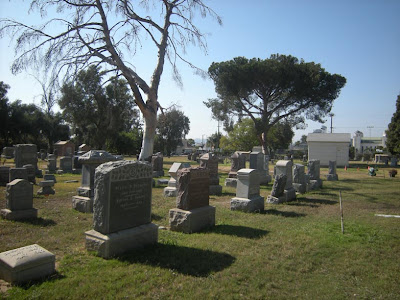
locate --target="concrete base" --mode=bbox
[293,183,307,194]
[169,206,216,233]
[209,185,222,196]
[224,178,237,188]
[85,223,158,259]
[72,196,93,213]
[284,187,297,202]
[37,186,55,195]
[1,208,37,221]
[77,187,91,198]
[0,244,55,284]
[266,195,286,204]
[163,187,177,197]
[326,174,338,181]
[309,179,323,190]
[230,196,264,213]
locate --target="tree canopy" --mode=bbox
[59,65,139,149]
[205,54,346,154]
[1,0,220,160]
[386,94,400,155]
[155,108,190,156]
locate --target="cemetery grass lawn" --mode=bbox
[0,158,399,299]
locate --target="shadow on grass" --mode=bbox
[13,272,65,289]
[287,202,319,208]
[221,191,236,196]
[119,243,235,277]
[207,224,268,239]
[299,198,338,205]
[151,213,164,221]
[263,209,306,218]
[17,217,57,227]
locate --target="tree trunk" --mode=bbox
[139,111,157,161]
[261,132,270,156]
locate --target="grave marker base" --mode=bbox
[293,183,307,194]
[266,195,286,204]
[169,206,215,233]
[163,187,177,197]
[1,208,37,221]
[72,196,93,213]
[326,174,339,181]
[224,178,237,188]
[85,223,158,258]
[230,196,264,213]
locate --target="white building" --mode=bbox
[352,131,387,153]
[307,133,351,167]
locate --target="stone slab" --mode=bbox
[163,187,177,197]
[293,183,306,194]
[157,179,169,185]
[72,196,93,213]
[266,195,286,204]
[85,223,158,259]
[37,186,55,196]
[230,196,264,213]
[309,179,323,190]
[39,180,55,187]
[284,187,297,202]
[224,178,237,188]
[0,244,55,284]
[169,206,216,233]
[1,208,38,220]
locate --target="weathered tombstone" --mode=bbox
[1,147,15,159]
[230,169,264,212]
[225,152,246,188]
[47,154,57,174]
[390,157,398,167]
[326,160,339,181]
[308,159,323,190]
[249,151,271,185]
[273,160,296,202]
[59,156,73,173]
[37,180,55,195]
[43,174,56,183]
[266,174,287,204]
[85,160,158,258]
[14,144,38,170]
[293,164,307,194]
[169,167,215,233]
[199,153,222,195]
[9,168,28,182]
[151,152,164,177]
[0,244,55,284]
[192,152,198,161]
[163,162,190,197]
[1,179,37,220]
[23,164,36,184]
[72,150,120,213]
[0,166,10,186]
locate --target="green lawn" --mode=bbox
[0,157,399,299]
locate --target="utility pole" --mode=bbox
[329,113,334,133]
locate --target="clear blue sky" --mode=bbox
[1,0,399,143]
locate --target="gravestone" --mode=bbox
[14,144,38,173]
[293,164,307,194]
[199,153,222,195]
[0,244,55,284]
[1,147,14,159]
[274,160,296,201]
[169,167,215,233]
[72,150,120,213]
[47,155,57,174]
[23,164,36,184]
[163,162,190,197]
[59,156,73,173]
[249,151,271,185]
[326,160,339,181]
[390,157,398,167]
[0,166,10,186]
[308,159,323,190]
[151,152,164,177]
[37,180,55,195]
[85,160,158,258]
[1,179,37,220]
[43,174,56,183]
[9,168,28,182]
[225,152,246,188]
[266,174,287,204]
[230,169,264,212]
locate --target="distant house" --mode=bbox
[54,140,75,156]
[307,133,351,167]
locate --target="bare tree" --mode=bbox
[0,0,221,159]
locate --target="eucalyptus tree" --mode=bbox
[0,0,221,159]
[205,54,346,154]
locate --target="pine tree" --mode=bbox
[386,94,400,155]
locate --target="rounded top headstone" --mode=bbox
[78,150,120,164]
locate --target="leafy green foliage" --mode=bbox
[155,108,190,155]
[206,54,346,153]
[220,118,259,151]
[386,94,400,155]
[58,66,139,150]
